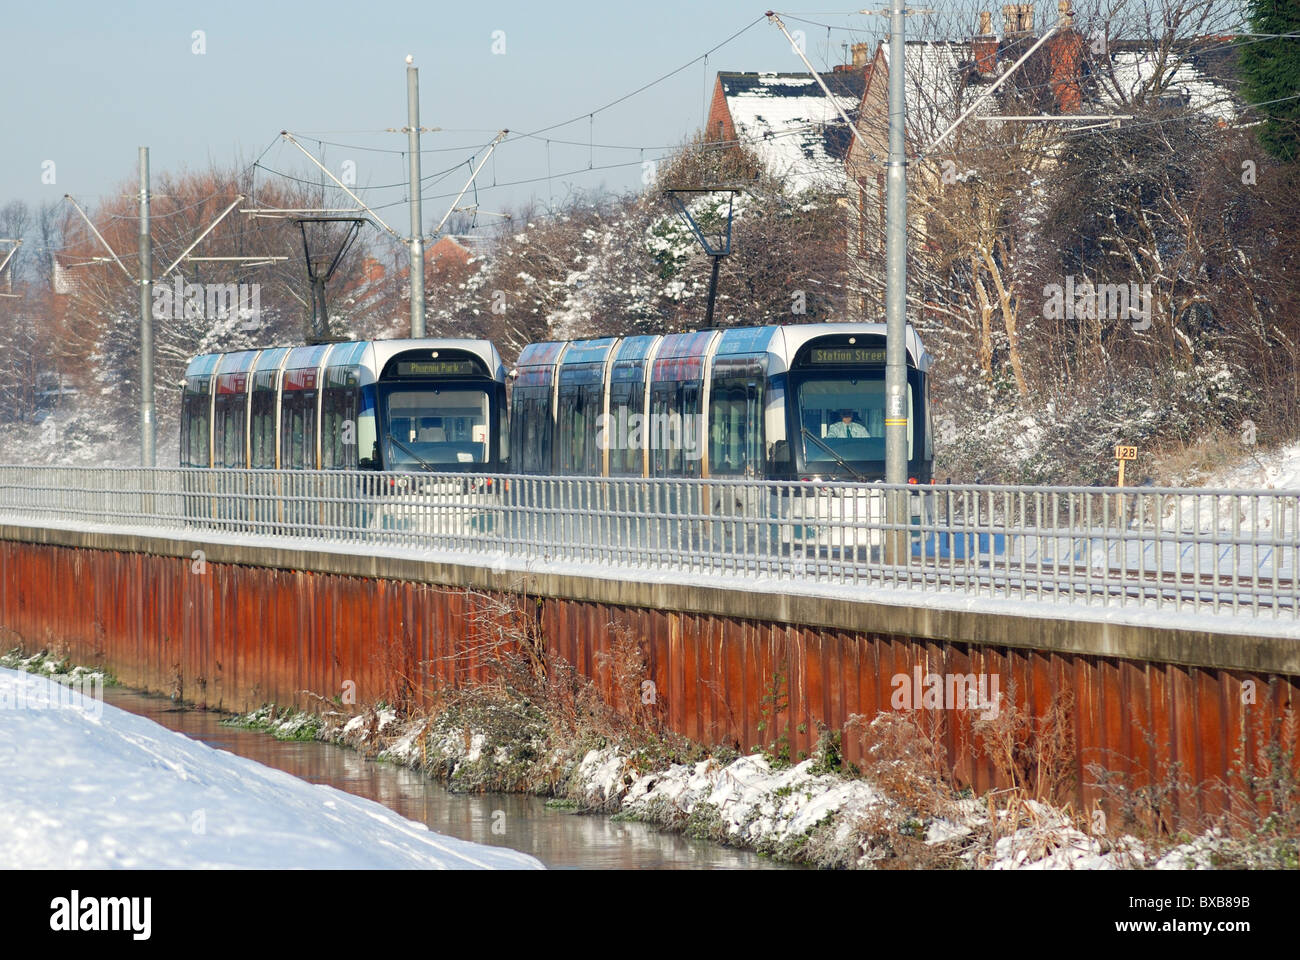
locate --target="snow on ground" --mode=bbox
[0,667,542,869]
[579,747,889,862]
[958,800,1146,870]
[255,694,1285,870]
[1158,441,1300,541]
[1193,441,1300,493]
[569,747,1242,869]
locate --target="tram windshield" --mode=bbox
[380,386,490,468]
[796,377,912,465]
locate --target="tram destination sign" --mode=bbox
[394,359,479,377]
[810,347,886,365]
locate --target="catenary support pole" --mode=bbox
[884,6,909,562]
[139,146,155,467]
[884,4,908,489]
[407,61,425,338]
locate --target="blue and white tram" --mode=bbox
[507,322,934,557]
[180,339,508,472]
[179,339,508,536]
[509,322,933,483]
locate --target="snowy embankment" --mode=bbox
[0,667,541,869]
[570,747,1237,870]
[1142,441,1300,578]
[1184,440,1300,492]
[262,703,1269,870]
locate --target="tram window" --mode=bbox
[557,383,601,475]
[179,395,190,467]
[216,395,246,467]
[606,380,644,476]
[289,409,304,468]
[796,379,912,463]
[194,394,210,468]
[708,378,764,476]
[280,391,317,470]
[922,379,933,461]
[305,400,316,468]
[535,394,552,473]
[321,404,335,468]
[496,386,509,467]
[649,380,702,477]
[227,399,241,467]
[511,388,552,474]
[322,383,359,469]
[383,388,489,467]
[357,385,378,468]
[183,392,210,467]
[321,395,336,468]
[212,403,225,466]
[250,390,276,468]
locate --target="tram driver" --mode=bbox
[825,408,870,439]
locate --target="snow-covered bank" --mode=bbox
[246,701,1297,871]
[563,746,1297,870]
[0,667,542,869]
[1191,440,1300,492]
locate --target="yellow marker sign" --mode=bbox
[1114,444,1137,489]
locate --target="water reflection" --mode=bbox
[103,688,792,870]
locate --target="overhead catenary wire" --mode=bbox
[61,15,1280,222]
[273,17,769,166]
[251,16,1269,212]
[50,13,1289,280]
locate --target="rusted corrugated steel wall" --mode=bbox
[1,539,1295,825]
[0,541,504,713]
[540,599,1299,822]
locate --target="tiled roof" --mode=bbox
[718,71,868,192]
[1097,42,1238,120]
[878,42,978,135]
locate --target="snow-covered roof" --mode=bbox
[430,234,494,260]
[52,256,84,296]
[854,35,1239,153]
[449,234,494,256]
[1098,47,1237,121]
[878,41,974,137]
[719,71,867,193]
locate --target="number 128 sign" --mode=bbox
[1114,445,1137,461]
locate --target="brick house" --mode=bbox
[843,2,1238,320]
[704,47,872,193]
[426,234,491,271]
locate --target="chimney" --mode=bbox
[1003,3,1033,34]
[834,41,872,72]
[1048,2,1085,111]
[973,11,998,75]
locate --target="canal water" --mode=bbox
[103,687,790,870]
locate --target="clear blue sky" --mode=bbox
[8,1,983,230]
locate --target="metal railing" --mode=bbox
[0,466,1295,621]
